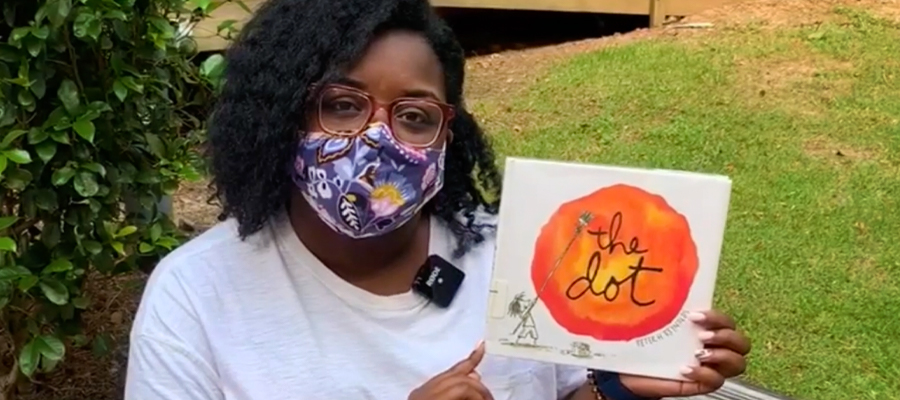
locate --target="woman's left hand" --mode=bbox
[619,310,751,398]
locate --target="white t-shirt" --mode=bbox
[125,213,586,400]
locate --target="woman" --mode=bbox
[125,0,751,398]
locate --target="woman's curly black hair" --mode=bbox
[208,0,503,256]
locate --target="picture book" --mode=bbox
[484,157,732,381]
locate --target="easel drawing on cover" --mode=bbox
[506,211,594,347]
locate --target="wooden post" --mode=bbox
[649,0,666,28]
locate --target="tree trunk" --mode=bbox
[0,359,18,400]
[1,312,20,400]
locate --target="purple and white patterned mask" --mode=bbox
[292,122,445,239]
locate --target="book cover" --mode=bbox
[484,157,732,381]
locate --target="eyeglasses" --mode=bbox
[315,84,455,147]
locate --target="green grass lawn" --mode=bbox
[473,7,899,400]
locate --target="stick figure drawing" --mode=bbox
[508,292,539,345]
[506,212,594,347]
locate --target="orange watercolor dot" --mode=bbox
[530,184,698,342]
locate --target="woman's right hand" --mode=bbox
[408,342,494,400]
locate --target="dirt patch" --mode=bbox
[464,29,656,100]
[737,51,856,114]
[803,136,880,164]
[846,253,893,292]
[878,2,900,22]
[682,0,900,29]
[752,57,853,91]
[805,142,900,200]
[463,28,694,142]
[462,28,664,142]
[18,274,144,400]
[173,179,220,231]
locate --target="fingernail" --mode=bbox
[698,331,715,341]
[688,312,706,322]
[680,366,694,375]
[472,340,484,354]
[695,349,712,360]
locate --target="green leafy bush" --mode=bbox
[0,0,230,396]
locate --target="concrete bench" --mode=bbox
[680,380,792,400]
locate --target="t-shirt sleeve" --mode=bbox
[556,364,587,399]
[125,249,222,400]
[125,334,223,400]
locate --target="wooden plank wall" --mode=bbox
[191,0,730,51]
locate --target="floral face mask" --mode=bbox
[292,122,445,239]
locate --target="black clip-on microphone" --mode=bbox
[411,255,465,308]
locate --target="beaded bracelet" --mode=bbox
[586,370,608,400]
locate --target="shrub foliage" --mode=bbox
[0,0,231,396]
